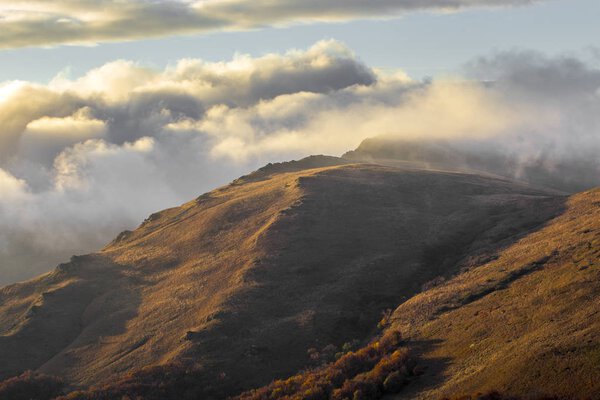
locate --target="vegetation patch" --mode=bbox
[236,330,418,400]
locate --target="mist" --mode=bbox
[1,41,599,286]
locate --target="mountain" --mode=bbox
[0,156,566,398]
[236,187,600,400]
[389,187,600,399]
[344,136,600,193]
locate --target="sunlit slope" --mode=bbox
[0,157,563,393]
[389,188,600,399]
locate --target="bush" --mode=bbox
[236,330,414,400]
[13,330,411,400]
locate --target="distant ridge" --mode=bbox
[233,155,350,183]
[345,136,599,193]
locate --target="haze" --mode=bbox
[1,0,599,286]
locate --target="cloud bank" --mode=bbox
[1,40,599,286]
[0,0,541,49]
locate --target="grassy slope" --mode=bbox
[0,158,564,396]
[389,188,600,399]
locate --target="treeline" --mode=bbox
[236,330,417,400]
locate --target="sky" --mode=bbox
[1,0,599,83]
[1,0,600,285]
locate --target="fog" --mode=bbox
[1,41,598,285]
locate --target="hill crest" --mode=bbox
[0,158,569,398]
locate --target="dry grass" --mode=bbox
[388,188,600,399]
[235,330,413,400]
[0,157,566,397]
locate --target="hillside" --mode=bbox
[234,190,600,400]
[0,157,565,398]
[388,187,600,399]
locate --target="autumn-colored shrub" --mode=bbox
[236,330,414,400]
[4,331,410,400]
[0,371,64,400]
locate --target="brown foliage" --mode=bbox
[236,330,414,400]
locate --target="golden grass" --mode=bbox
[389,189,600,399]
[0,157,570,397]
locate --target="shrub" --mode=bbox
[235,330,414,400]
[19,329,412,400]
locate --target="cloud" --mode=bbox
[1,41,373,162]
[0,41,378,285]
[0,41,599,286]
[0,0,542,49]
[20,108,106,166]
[464,51,600,159]
[0,138,183,285]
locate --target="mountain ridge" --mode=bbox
[344,137,597,193]
[232,188,599,400]
[0,155,583,399]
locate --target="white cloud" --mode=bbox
[0,41,599,286]
[19,107,107,166]
[0,137,185,285]
[0,0,542,49]
[0,168,28,202]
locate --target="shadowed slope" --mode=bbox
[0,157,565,396]
[388,188,600,399]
